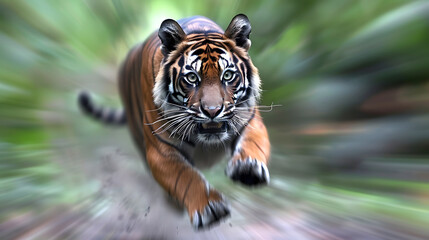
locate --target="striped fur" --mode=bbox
[79,14,271,230]
[78,91,126,125]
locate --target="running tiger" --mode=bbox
[78,14,271,229]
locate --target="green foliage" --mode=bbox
[1,0,428,232]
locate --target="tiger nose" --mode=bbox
[201,104,223,119]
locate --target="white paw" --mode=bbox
[192,199,230,230]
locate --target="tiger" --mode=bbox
[78,14,271,229]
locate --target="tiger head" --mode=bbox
[153,14,261,144]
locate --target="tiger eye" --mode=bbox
[186,73,198,83]
[223,70,234,81]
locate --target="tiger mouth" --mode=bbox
[198,122,227,134]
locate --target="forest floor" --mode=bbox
[1,146,428,240]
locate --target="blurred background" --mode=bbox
[1,0,429,239]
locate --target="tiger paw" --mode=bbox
[190,198,230,230]
[225,157,270,186]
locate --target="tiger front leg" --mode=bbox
[146,144,230,230]
[226,112,271,186]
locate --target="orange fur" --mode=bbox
[232,112,270,165]
[116,15,270,229]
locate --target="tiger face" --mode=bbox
[153,15,261,144]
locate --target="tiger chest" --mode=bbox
[182,141,233,169]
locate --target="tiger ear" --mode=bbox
[225,14,251,51]
[158,19,186,55]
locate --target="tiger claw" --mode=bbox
[225,157,270,186]
[192,199,230,230]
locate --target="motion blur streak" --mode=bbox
[1,0,429,239]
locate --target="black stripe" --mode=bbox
[78,91,126,125]
[94,108,102,118]
[146,121,194,165]
[182,176,194,205]
[163,64,172,96]
[211,47,225,54]
[190,41,207,50]
[172,68,178,83]
[178,56,185,67]
[233,54,239,64]
[134,46,145,129]
[105,110,115,123]
[78,91,93,114]
[216,41,229,50]
[174,166,187,195]
[192,48,204,56]
[250,139,268,159]
[239,62,246,82]
[234,81,241,90]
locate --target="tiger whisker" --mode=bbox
[170,118,191,138]
[234,112,263,119]
[154,111,185,120]
[154,121,184,136]
[234,103,281,112]
[145,113,188,125]
[230,124,240,136]
[183,124,194,142]
[152,116,189,134]
[234,115,257,131]
[188,124,196,141]
[152,118,182,135]
[152,108,184,115]
[233,112,263,120]
[229,118,241,135]
[148,115,186,127]
[235,98,253,106]
[174,118,193,138]
[180,121,194,143]
[233,110,272,115]
[145,105,166,112]
[233,110,262,116]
